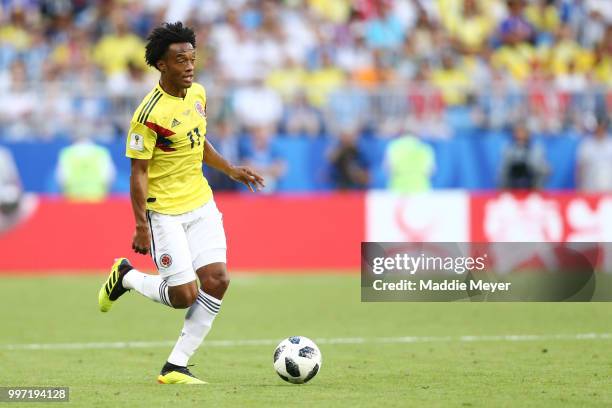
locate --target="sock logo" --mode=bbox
[160,254,173,268]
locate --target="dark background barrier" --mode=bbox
[0,130,581,193]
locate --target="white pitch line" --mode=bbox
[1,333,611,351]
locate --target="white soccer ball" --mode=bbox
[273,336,322,384]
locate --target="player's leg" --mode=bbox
[158,262,226,385]
[101,211,199,310]
[138,210,208,384]
[166,200,227,371]
[122,269,197,309]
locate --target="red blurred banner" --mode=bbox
[0,193,364,272]
[469,191,612,243]
[2,191,611,273]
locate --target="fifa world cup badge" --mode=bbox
[129,133,144,151]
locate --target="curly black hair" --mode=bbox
[145,22,196,70]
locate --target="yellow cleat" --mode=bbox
[157,364,207,384]
[98,258,133,312]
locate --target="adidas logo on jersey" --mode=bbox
[171,118,181,128]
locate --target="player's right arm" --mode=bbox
[130,158,150,254]
[125,120,157,254]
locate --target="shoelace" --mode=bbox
[177,364,196,377]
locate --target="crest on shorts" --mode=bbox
[195,101,206,118]
[160,253,173,268]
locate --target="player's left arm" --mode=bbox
[203,139,265,192]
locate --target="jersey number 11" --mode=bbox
[188,127,202,149]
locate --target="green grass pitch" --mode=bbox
[0,273,611,407]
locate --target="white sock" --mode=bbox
[122,269,172,308]
[167,289,221,366]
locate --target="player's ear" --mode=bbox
[157,60,166,73]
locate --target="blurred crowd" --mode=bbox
[1,0,612,193]
[3,0,612,137]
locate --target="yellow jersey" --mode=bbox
[125,82,212,215]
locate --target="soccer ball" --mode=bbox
[273,336,322,384]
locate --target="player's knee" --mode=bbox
[211,271,230,292]
[197,263,230,298]
[172,292,197,309]
[169,285,198,309]
[200,272,230,296]
[218,272,230,290]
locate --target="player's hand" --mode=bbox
[132,225,151,255]
[228,166,265,192]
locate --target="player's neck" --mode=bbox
[159,78,187,99]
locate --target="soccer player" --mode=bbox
[97,22,265,384]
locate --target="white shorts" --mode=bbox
[146,200,227,287]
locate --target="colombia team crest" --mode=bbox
[195,101,206,119]
[160,254,172,268]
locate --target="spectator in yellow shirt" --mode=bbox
[304,53,346,108]
[92,13,146,76]
[525,0,560,35]
[266,57,307,102]
[547,25,593,76]
[51,27,94,73]
[308,0,351,24]
[0,9,31,52]
[492,41,536,82]
[431,54,472,106]
[590,25,612,86]
[446,0,495,54]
